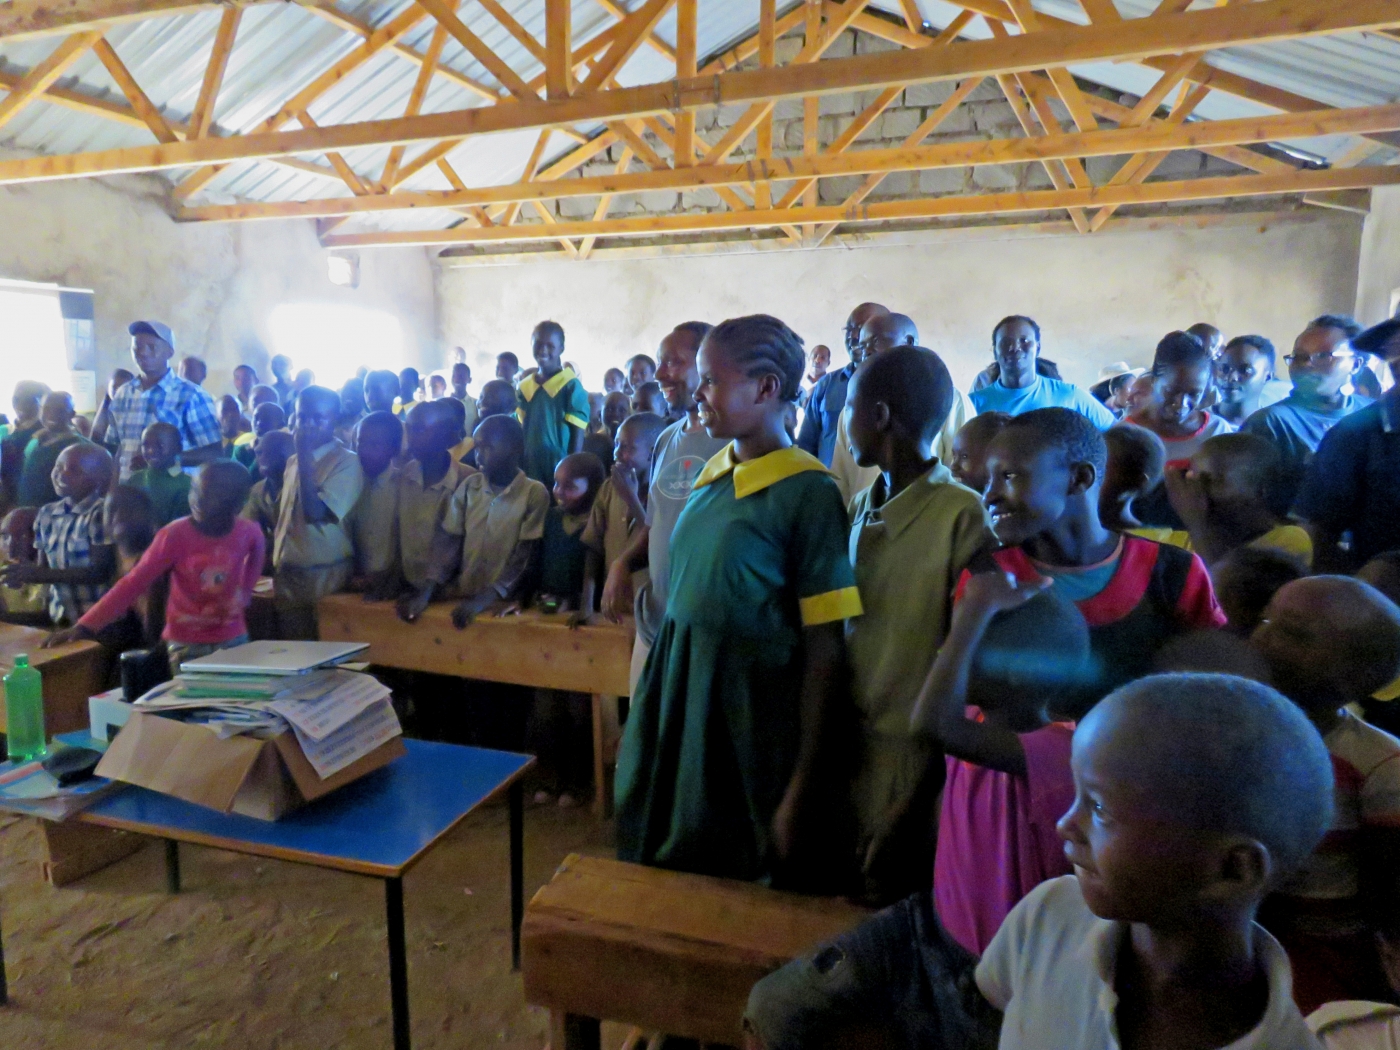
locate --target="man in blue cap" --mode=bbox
[107,320,221,480]
[1296,314,1400,571]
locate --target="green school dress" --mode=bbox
[615,444,863,883]
[518,367,590,486]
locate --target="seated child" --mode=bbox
[1212,544,1306,637]
[128,422,192,527]
[272,386,364,641]
[17,392,86,508]
[1252,575,1400,1012]
[235,401,286,477]
[744,581,1092,1050]
[398,414,549,627]
[976,673,1333,1050]
[218,394,246,457]
[0,506,48,625]
[1153,432,1313,568]
[1127,331,1237,526]
[395,400,477,597]
[539,452,605,613]
[578,412,667,624]
[949,412,1011,495]
[47,461,262,674]
[631,381,668,418]
[1098,422,1165,531]
[968,407,1225,710]
[1,443,114,626]
[616,314,860,891]
[844,346,992,904]
[243,430,294,570]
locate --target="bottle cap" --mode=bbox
[14,654,28,667]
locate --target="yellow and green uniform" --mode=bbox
[517,367,589,486]
[615,444,862,883]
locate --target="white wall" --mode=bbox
[1356,186,1400,327]
[437,215,1363,392]
[0,174,438,400]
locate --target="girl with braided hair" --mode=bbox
[616,314,863,890]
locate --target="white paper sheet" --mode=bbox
[269,672,391,742]
[288,699,401,779]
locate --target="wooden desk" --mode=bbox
[317,594,632,816]
[0,623,107,737]
[523,854,871,1047]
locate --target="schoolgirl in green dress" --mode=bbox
[615,314,863,887]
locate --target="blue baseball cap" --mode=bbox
[128,320,175,350]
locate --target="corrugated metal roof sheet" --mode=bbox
[0,0,1396,235]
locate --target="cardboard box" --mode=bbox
[95,710,405,821]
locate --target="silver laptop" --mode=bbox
[180,640,370,676]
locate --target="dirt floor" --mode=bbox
[0,797,631,1050]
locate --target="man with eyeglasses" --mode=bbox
[797,302,888,467]
[1296,316,1400,572]
[1241,315,1371,514]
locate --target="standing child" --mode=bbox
[346,411,402,594]
[450,362,478,436]
[496,352,520,385]
[242,430,294,568]
[616,315,862,889]
[627,354,656,393]
[971,407,1225,709]
[235,401,286,478]
[1,381,47,509]
[17,392,86,508]
[272,386,364,640]
[631,381,668,419]
[948,412,1011,496]
[538,452,605,613]
[47,461,262,673]
[1098,422,1166,531]
[363,370,399,416]
[397,415,549,626]
[0,507,48,625]
[518,322,590,486]
[603,368,628,396]
[128,422,192,528]
[578,413,667,623]
[1252,576,1400,1012]
[395,401,476,597]
[842,346,991,903]
[217,395,245,457]
[1,444,114,625]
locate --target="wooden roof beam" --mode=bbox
[0,30,101,129]
[0,0,266,42]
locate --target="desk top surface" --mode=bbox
[81,738,533,878]
[0,622,101,670]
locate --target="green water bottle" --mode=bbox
[5,655,46,762]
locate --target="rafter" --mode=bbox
[189,5,240,139]
[579,0,676,91]
[0,0,259,41]
[0,30,100,130]
[415,0,536,100]
[754,0,777,208]
[176,99,1400,223]
[674,0,697,166]
[589,0,677,61]
[546,0,574,100]
[320,164,1400,248]
[91,36,178,143]
[477,0,547,65]
[383,24,448,189]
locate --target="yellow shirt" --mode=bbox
[440,469,549,597]
[273,440,364,570]
[348,464,400,578]
[829,386,975,505]
[397,457,477,589]
[0,558,47,616]
[1128,523,1313,570]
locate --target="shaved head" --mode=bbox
[860,312,918,354]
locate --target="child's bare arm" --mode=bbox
[612,463,647,526]
[572,549,605,628]
[601,524,649,622]
[910,572,1051,776]
[453,539,541,628]
[397,529,460,623]
[5,544,116,588]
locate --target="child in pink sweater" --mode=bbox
[46,460,263,673]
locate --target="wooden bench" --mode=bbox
[0,623,108,738]
[522,854,871,1048]
[317,594,633,816]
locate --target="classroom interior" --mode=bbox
[1,1,1400,1048]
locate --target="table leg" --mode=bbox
[1,901,8,1006]
[164,840,180,894]
[385,876,410,1050]
[591,694,605,819]
[509,779,523,972]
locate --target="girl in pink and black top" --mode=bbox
[46,460,262,674]
[1128,330,1236,527]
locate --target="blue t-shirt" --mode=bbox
[1242,391,1371,512]
[969,375,1116,430]
[1034,551,1122,602]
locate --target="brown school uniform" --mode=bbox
[581,476,647,594]
[349,465,400,579]
[397,458,477,589]
[273,439,363,637]
[440,469,548,598]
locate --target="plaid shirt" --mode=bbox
[109,368,221,480]
[34,491,109,624]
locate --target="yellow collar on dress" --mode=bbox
[519,367,577,401]
[693,443,831,499]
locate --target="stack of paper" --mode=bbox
[0,757,122,820]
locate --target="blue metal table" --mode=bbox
[0,738,534,1050]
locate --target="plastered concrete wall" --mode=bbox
[0,174,438,398]
[1356,186,1400,326]
[437,214,1363,392]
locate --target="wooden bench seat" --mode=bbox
[522,854,871,1047]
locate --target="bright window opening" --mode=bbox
[268,303,405,391]
[0,279,78,414]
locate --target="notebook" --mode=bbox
[179,640,370,676]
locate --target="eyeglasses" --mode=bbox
[1282,350,1355,368]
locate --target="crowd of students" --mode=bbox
[1,304,1399,1048]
